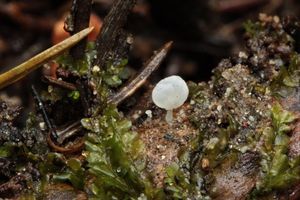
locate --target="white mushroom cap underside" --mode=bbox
[152,75,189,110]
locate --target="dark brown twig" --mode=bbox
[42,75,77,90]
[55,121,82,144]
[68,0,92,59]
[76,79,92,116]
[108,41,173,105]
[94,0,137,68]
[47,132,85,154]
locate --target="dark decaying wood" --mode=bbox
[93,0,137,68]
[69,0,92,60]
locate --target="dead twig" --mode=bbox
[108,41,173,105]
[55,121,82,144]
[68,0,92,59]
[47,120,85,154]
[42,75,77,90]
[47,132,85,154]
[76,79,92,116]
[94,0,137,68]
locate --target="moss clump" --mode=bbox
[271,54,300,97]
[102,58,128,88]
[243,20,263,37]
[56,42,97,75]
[256,103,299,193]
[82,105,153,199]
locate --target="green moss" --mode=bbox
[68,90,80,101]
[204,116,237,168]
[52,38,151,198]
[102,59,128,88]
[31,153,86,196]
[82,105,155,199]
[164,163,189,199]
[271,54,300,97]
[188,81,210,105]
[41,86,66,103]
[243,20,263,37]
[51,158,85,189]
[256,103,299,193]
[163,155,205,200]
[56,42,97,75]
[0,144,14,158]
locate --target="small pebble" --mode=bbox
[145,110,152,118]
[238,51,248,59]
[249,116,255,122]
[39,122,46,130]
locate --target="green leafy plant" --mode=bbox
[82,105,149,199]
[257,103,299,192]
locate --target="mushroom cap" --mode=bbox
[152,75,189,110]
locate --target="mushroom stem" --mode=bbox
[166,110,173,124]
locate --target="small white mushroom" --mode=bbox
[152,75,189,123]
